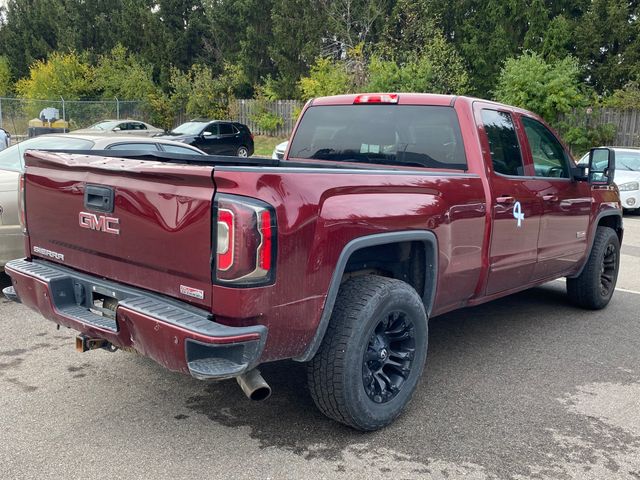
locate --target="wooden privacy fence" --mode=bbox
[594,108,640,147]
[232,99,303,137]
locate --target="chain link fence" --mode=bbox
[0,97,149,143]
[0,97,303,142]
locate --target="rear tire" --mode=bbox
[237,146,249,157]
[567,226,620,309]
[307,275,428,431]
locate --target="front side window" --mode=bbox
[481,109,524,176]
[204,124,219,136]
[288,105,467,170]
[522,117,569,178]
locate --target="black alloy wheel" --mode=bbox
[362,311,415,404]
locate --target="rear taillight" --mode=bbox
[18,173,27,234]
[213,194,276,286]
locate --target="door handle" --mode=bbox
[496,196,515,204]
[542,194,558,202]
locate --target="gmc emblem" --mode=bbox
[79,212,120,235]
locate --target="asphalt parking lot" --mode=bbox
[1,216,640,480]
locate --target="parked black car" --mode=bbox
[161,120,254,157]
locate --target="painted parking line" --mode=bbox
[614,286,640,295]
[552,278,640,296]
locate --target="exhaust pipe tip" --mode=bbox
[236,369,271,401]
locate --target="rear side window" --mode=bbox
[481,110,524,176]
[288,105,467,170]
[219,123,234,135]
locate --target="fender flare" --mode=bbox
[294,230,438,362]
[568,209,623,279]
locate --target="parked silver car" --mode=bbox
[0,134,205,268]
[73,119,164,137]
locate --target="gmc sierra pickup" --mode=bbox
[4,93,623,431]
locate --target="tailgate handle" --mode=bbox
[84,185,115,213]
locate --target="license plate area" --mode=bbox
[73,282,120,320]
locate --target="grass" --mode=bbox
[253,135,288,157]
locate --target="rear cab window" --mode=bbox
[481,109,525,176]
[288,105,467,170]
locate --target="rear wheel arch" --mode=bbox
[294,231,438,363]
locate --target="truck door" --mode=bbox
[518,115,591,279]
[478,108,543,295]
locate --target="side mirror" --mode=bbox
[202,131,213,137]
[113,127,121,132]
[588,147,615,185]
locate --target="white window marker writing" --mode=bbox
[513,201,525,227]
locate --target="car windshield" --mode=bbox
[578,150,640,171]
[87,121,120,131]
[169,122,206,135]
[0,136,95,172]
[615,151,640,171]
[288,105,467,170]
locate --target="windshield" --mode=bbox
[615,151,640,171]
[288,105,467,170]
[578,150,640,171]
[169,122,206,136]
[87,121,120,131]
[0,136,95,172]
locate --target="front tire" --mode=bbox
[567,226,620,309]
[307,275,428,431]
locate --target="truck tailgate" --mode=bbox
[23,151,215,308]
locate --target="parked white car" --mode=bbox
[579,147,640,212]
[272,140,288,159]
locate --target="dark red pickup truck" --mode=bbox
[4,93,623,430]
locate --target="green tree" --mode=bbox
[205,0,275,94]
[94,45,157,100]
[169,63,245,119]
[494,52,585,122]
[605,78,640,109]
[15,51,95,100]
[0,0,67,79]
[0,56,11,96]
[572,0,640,93]
[298,57,353,101]
[268,0,327,98]
[366,56,433,92]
